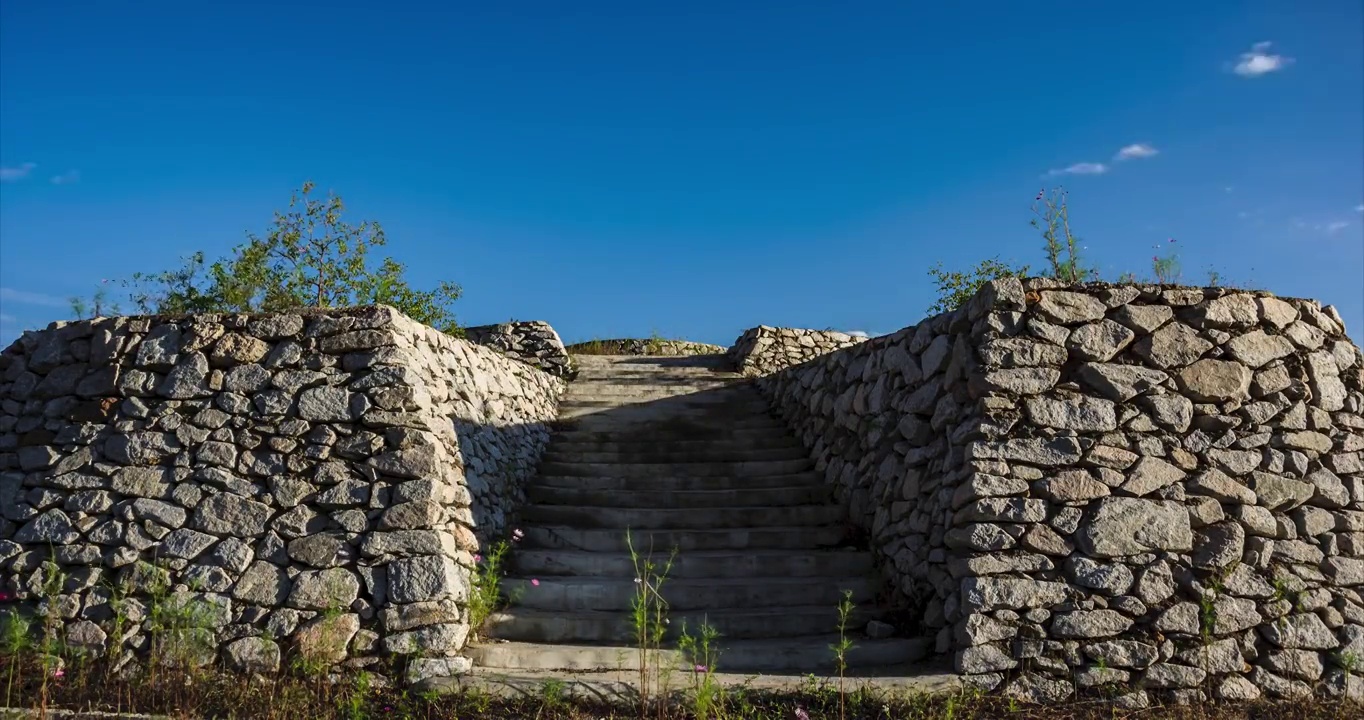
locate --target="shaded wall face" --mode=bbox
[463,321,577,379]
[733,281,1364,703]
[0,306,562,685]
[733,319,990,645]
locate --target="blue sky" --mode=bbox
[2,1,1361,348]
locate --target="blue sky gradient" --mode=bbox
[2,1,1361,347]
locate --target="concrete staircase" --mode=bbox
[469,354,925,674]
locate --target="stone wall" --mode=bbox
[739,281,1364,704]
[564,338,726,357]
[728,326,866,377]
[463,321,576,380]
[0,306,564,686]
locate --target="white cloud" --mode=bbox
[1355,203,1363,213]
[50,170,81,185]
[1047,162,1109,177]
[1115,143,1159,160]
[0,163,37,182]
[1323,221,1350,235]
[0,313,16,324]
[0,287,69,308]
[1233,41,1292,77]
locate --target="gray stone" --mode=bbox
[1188,468,1256,504]
[1065,557,1133,596]
[1052,610,1132,639]
[14,509,79,545]
[1077,363,1169,402]
[1003,672,1073,704]
[1253,472,1315,511]
[1143,663,1206,689]
[388,555,466,604]
[1226,329,1296,368]
[224,636,280,674]
[1192,521,1245,570]
[970,437,1082,466]
[961,577,1068,612]
[1024,394,1117,432]
[1134,323,1212,368]
[1037,291,1107,325]
[287,568,361,611]
[1177,359,1252,401]
[193,492,274,537]
[1077,497,1192,558]
[297,386,357,422]
[1260,613,1337,649]
[232,561,291,606]
[1067,320,1135,362]
[1121,456,1185,496]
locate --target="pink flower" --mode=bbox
[0,592,9,601]
[694,664,707,673]
[794,705,810,720]
[53,669,64,678]
[530,579,540,586]
[473,554,481,564]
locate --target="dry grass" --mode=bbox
[0,653,1359,720]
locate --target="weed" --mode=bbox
[677,619,723,719]
[626,528,678,717]
[830,588,856,720]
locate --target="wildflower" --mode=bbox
[473,554,481,564]
[634,577,642,584]
[0,592,9,601]
[53,669,64,678]
[530,578,540,586]
[794,705,810,720]
[694,664,707,673]
[512,528,524,542]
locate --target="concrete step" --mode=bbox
[468,637,929,673]
[531,472,826,492]
[554,407,779,422]
[510,548,872,579]
[555,406,775,423]
[521,504,843,530]
[540,446,808,464]
[551,427,798,445]
[538,459,812,478]
[502,576,875,612]
[519,525,853,552]
[572,354,733,370]
[485,605,884,644]
[526,484,832,509]
[547,437,805,453]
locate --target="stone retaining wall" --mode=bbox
[0,306,564,686]
[564,338,726,357]
[463,321,576,380]
[738,281,1364,704]
[728,326,866,377]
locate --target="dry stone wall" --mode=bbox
[564,338,727,356]
[736,280,1364,704]
[463,321,576,380]
[729,326,866,377]
[0,306,563,686]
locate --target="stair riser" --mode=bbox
[553,418,785,434]
[467,638,929,673]
[510,550,871,578]
[532,474,826,491]
[520,526,849,552]
[521,505,843,529]
[540,447,807,464]
[550,428,796,445]
[546,439,806,453]
[526,486,832,509]
[485,609,882,643]
[502,579,875,611]
[539,459,812,478]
